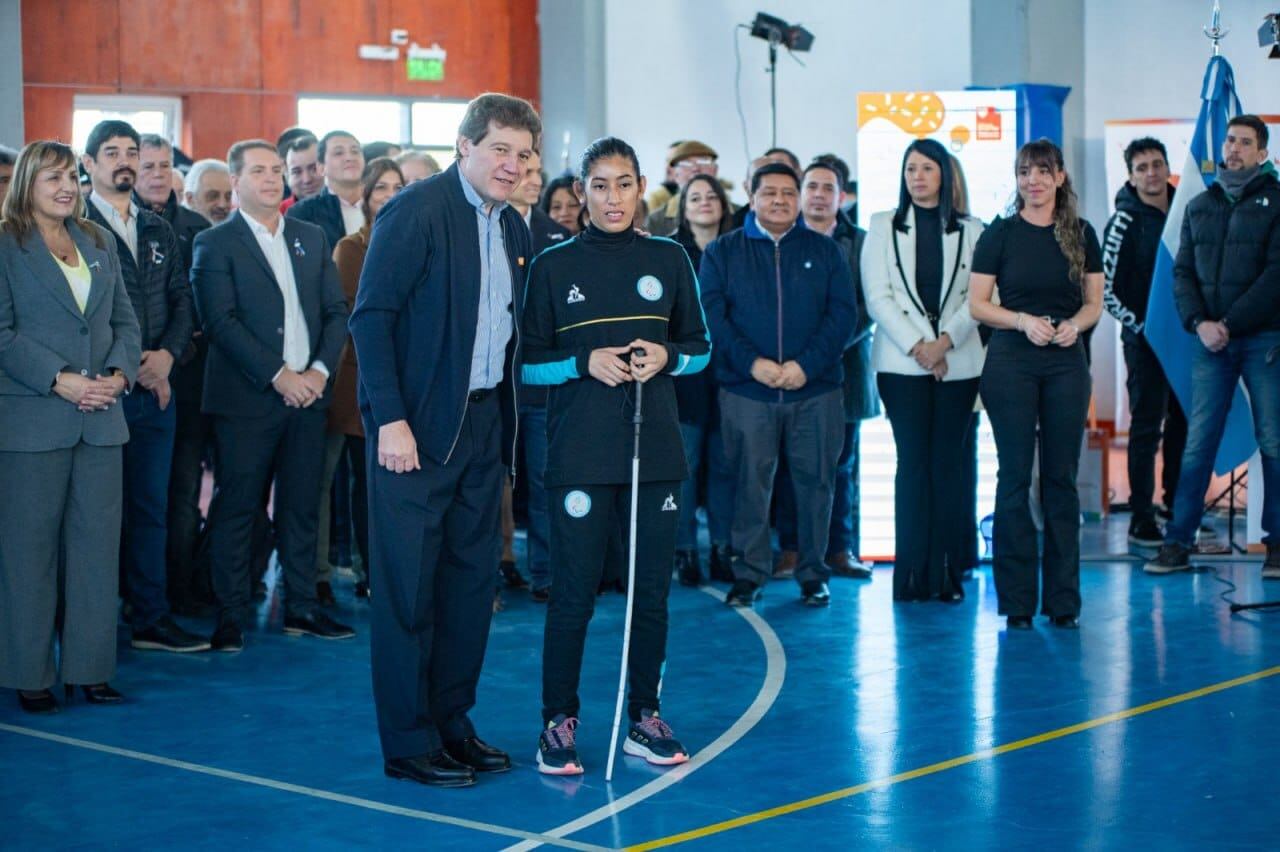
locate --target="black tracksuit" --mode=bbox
[1101,182,1185,523]
[522,224,710,723]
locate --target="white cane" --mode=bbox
[605,349,645,782]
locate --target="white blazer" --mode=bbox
[861,207,986,381]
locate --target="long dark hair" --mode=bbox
[1013,138,1086,287]
[892,138,957,233]
[675,173,732,238]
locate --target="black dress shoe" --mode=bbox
[385,752,476,787]
[1051,614,1080,629]
[17,689,58,714]
[725,578,762,608]
[68,683,125,704]
[446,736,512,773]
[131,615,212,653]
[211,620,244,652]
[1007,615,1033,630]
[283,611,356,640]
[799,580,831,607]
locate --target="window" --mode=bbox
[296,97,466,170]
[72,94,181,153]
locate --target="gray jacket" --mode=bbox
[0,219,141,451]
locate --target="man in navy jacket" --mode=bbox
[700,162,856,608]
[350,93,541,788]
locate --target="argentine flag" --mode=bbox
[1144,54,1256,474]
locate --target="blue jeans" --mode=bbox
[676,422,734,552]
[777,421,859,555]
[1167,331,1280,547]
[121,390,177,629]
[520,405,551,589]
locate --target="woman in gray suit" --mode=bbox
[0,141,141,713]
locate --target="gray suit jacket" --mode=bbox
[0,219,142,451]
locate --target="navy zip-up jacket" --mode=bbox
[349,164,529,468]
[699,211,856,403]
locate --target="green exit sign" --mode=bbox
[407,56,444,81]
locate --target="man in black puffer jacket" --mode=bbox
[1102,137,1186,546]
[1147,114,1280,577]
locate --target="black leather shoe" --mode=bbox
[446,736,512,773]
[799,580,831,607]
[69,683,124,704]
[211,620,244,653]
[384,752,476,787]
[17,689,58,714]
[131,616,212,653]
[284,611,356,640]
[725,578,762,608]
[1051,614,1080,629]
[1007,615,1033,630]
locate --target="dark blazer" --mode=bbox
[286,187,346,249]
[529,206,572,255]
[0,219,141,451]
[135,189,211,274]
[190,210,349,417]
[831,212,880,422]
[85,196,194,360]
[350,163,530,467]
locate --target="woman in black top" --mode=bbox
[670,174,735,586]
[969,139,1103,630]
[541,175,583,235]
[522,136,710,775]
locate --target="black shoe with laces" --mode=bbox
[537,714,584,775]
[725,578,761,608]
[131,615,212,653]
[624,709,689,766]
[283,611,356,639]
[1127,517,1164,547]
[1144,542,1191,574]
[211,619,244,652]
[799,580,830,607]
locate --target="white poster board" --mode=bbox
[855,90,1018,227]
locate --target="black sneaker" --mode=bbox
[1263,544,1280,580]
[1144,542,1191,574]
[725,578,761,608]
[211,620,244,653]
[500,560,528,589]
[283,611,356,639]
[674,550,702,587]
[799,580,830,607]
[131,615,212,653]
[536,715,584,775]
[623,709,689,766]
[1127,518,1164,547]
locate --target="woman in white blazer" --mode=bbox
[861,138,985,603]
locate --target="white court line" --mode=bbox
[501,586,788,851]
[0,723,608,852]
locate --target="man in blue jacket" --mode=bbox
[700,162,857,608]
[350,93,540,788]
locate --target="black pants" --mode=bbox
[344,436,370,571]
[166,357,214,608]
[543,480,679,724]
[208,405,326,622]
[877,374,979,600]
[980,334,1090,618]
[368,394,502,760]
[1122,330,1187,523]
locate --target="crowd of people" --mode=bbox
[0,96,1276,783]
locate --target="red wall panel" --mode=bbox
[21,0,541,159]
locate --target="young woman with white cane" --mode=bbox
[521,136,710,776]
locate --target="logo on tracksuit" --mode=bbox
[637,275,663,301]
[564,490,592,518]
[661,494,678,512]
[567,284,585,304]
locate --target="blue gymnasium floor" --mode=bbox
[3,516,1279,851]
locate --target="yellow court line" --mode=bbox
[625,664,1280,851]
[555,315,670,333]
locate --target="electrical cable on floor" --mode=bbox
[1191,563,1276,615]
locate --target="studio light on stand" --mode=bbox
[748,12,814,147]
